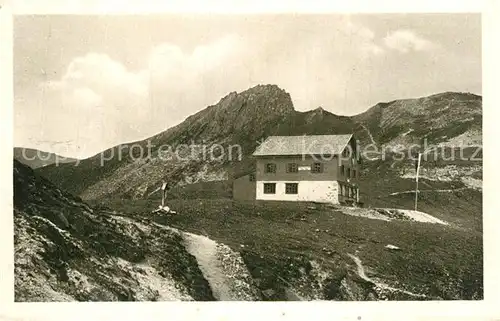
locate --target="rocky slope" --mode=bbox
[14,160,380,301]
[353,91,482,148]
[38,85,296,199]
[14,159,216,301]
[36,85,482,204]
[16,158,266,301]
[14,161,482,301]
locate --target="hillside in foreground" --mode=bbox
[14,158,482,301]
[14,159,214,301]
[98,196,483,301]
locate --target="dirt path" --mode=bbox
[182,232,235,300]
[347,254,427,299]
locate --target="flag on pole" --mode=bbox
[414,152,422,211]
[415,153,422,182]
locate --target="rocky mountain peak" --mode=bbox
[37,90,482,199]
[238,84,294,114]
[175,84,295,144]
[313,106,326,115]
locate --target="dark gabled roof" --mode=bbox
[252,134,353,156]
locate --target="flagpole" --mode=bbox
[161,182,167,208]
[414,153,422,211]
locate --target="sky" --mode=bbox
[13,14,481,158]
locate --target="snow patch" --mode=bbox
[396,209,448,225]
[338,207,448,225]
[340,207,391,221]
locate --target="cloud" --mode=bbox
[341,18,385,56]
[21,35,246,157]
[52,52,148,100]
[17,21,390,157]
[148,34,245,95]
[145,34,248,125]
[17,17,474,159]
[383,29,436,53]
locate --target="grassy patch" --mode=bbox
[103,197,483,300]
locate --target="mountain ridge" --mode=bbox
[19,87,481,160]
[36,84,482,201]
[14,147,77,169]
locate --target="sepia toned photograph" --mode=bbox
[12,13,482,302]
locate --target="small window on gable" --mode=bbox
[249,173,255,182]
[343,145,353,159]
[311,162,323,173]
[265,163,276,173]
[263,183,276,194]
[287,163,298,173]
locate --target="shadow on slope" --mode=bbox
[14,159,214,301]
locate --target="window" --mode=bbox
[286,163,298,173]
[311,162,323,173]
[285,183,298,194]
[347,168,351,178]
[340,165,345,176]
[265,163,276,173]
[352,170,357,179]
[249,173,255,182]
[263,183,276,194]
